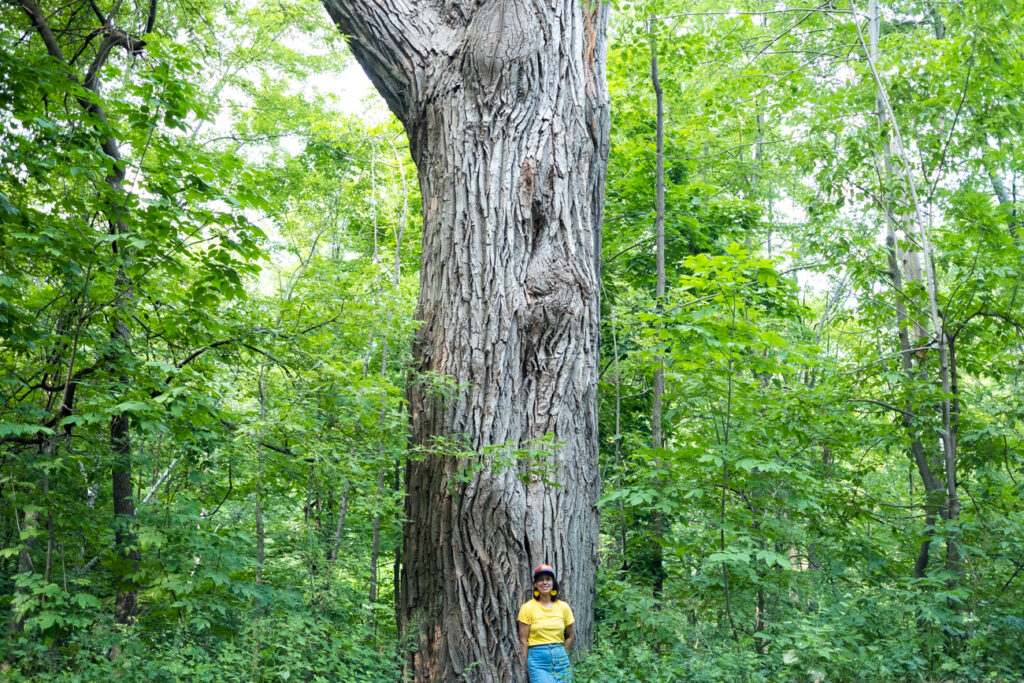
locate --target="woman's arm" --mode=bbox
[563,623,574,651]
[518,620,531,669]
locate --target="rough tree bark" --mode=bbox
[322,2,609,680]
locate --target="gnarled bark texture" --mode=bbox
[322,1,609,680]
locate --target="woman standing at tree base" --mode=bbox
[518,564,575,682]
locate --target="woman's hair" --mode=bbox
[532,573,561,602]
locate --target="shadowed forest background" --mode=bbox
[2,0,1023,681]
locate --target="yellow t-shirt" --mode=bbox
[517,600,575,646]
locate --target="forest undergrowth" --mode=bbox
[2,0,1022,680]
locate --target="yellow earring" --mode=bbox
[551,589,557,596]
[533,590,539,598]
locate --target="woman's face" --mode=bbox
[533,573,554,593]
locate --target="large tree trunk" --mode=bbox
[323,2,609,680]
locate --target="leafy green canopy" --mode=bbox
[2,0,1023,680]
[1,0,415,678]
[591,0,1023,680]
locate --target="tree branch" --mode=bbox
[1001,560,1024,593]
[84,29,146,92]
[321,0,454,122]
[200,463,232,519]
[86,0,105,23]
[926,40,972,201]
[9,0,128,167]
[141,457,178,505]
[176,339,238,369]
[10,0,69,63]
[284,313,343,339]
[175,315,340,370]
[848,398,912,417]
[144,0,157,35]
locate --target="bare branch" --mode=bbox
[654,8,853,19]
[141,457,178,505]
[176,339,238,369]
[86,0,105,24]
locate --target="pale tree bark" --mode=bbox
[868,0,940,579]
[863,0,960,584]
[967,104,1021,246]
[323,2,609,680]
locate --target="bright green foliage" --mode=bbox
[590,0,1024,681]
[2,0,1023,680]
[1,0,412,679]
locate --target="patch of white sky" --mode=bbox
[684,5,958,309]
[202,6,389,288]
[643,8,849,301]
[215,34,386,158]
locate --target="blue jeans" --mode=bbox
[527,643,573,683]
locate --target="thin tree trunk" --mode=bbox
[305,466,318,590]
[369,344,388,620]
[110,223,140,626]
[11,440,48,631]
[963,105,1020,245]
[392,458,402,623]
[867,0,949,580]
[327,479,350,564]
[720,305,740,643]
[369,139,406,623]
[388,138,408,622]
[11,282,93,628]
[603,280,627,566]
[111,398,139,624]
[860,4,961,587]
[885,232,945,579]
[369,468,385,607]
[720,461,737,642]
[108,100,141,632]
[943,329,962,581]
[252,374,267,673]
[13,0,153,627]
[989,170,1020,245]
[649,13,667,601]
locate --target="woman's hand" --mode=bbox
[563,623,574,651]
